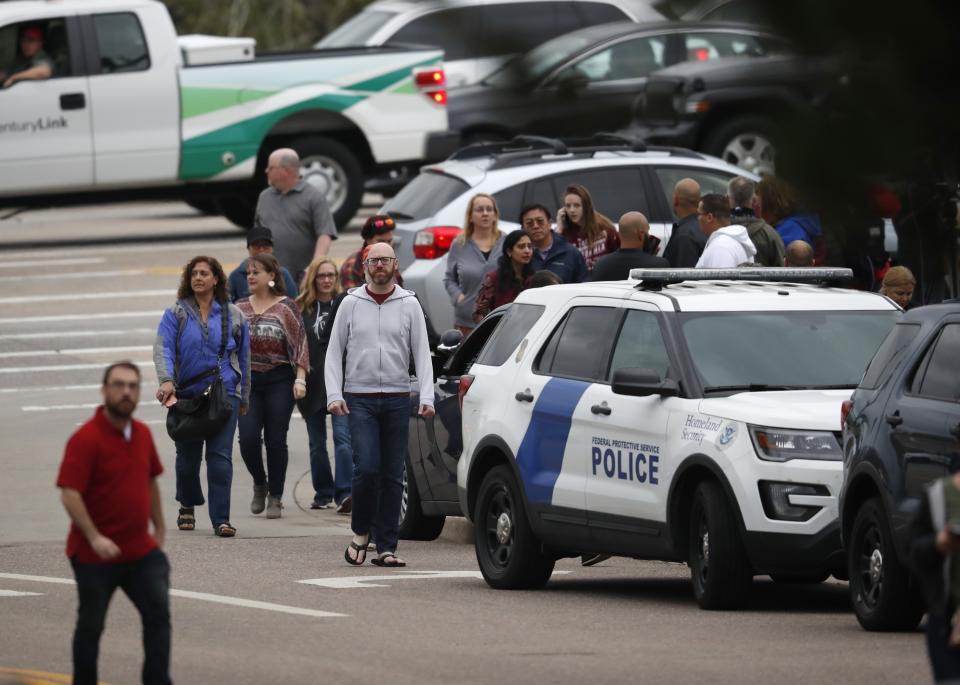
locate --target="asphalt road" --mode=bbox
[0,202,930,684]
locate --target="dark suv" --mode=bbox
[840,302,960,631]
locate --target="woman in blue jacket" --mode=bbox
[154,256,250,537]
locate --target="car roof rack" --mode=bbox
[449,132,652,166]
[630,267,855,291]
[449,135,569,161]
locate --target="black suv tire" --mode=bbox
[474,465,554,589]
[848,497,924,631]
[689,480,752,609]
[398,456,445,541]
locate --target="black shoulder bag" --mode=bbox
[166,306,233,442]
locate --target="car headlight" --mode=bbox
[749,426,842,462]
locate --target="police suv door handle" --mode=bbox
[591,402,612,416]
[60,93,86,110]
[885,412,903,427]
[515,389,534,403]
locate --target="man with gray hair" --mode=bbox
[783,240,815,267]
[728,175,785,267]
[253,148,337,282]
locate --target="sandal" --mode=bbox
[370,552,406,568]
[344,540,367,566]
[177,508,195,531]
[214,523,236,538]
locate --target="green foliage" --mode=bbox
[163,0,374,51]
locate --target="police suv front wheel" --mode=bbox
[689,481,752,610]
[474,465,554,589]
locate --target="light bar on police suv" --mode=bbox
[629,267,854,290]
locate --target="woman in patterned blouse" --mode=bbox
[236,254,309,520]
[557,183,620,274]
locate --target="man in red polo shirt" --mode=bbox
[57,362,171,685]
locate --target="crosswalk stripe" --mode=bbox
[0,345,154,359]
[0,360,153,374]
[0,257,104,268]
[0,310,161,325]
[0,328,155,341]
[0,269,148,282]
[0,289,170,305]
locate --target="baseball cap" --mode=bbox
[246,225,274,247]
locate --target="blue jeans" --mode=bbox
[71,548,171,685]
[175,395,240,527]
[239,365,295,498]
[304,411,353,505]
[345,394,409,554]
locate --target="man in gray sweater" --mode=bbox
[325,242,435,568]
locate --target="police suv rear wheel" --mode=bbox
[848,497,924,631]
[689,481,752,609]
[474,465,554,589]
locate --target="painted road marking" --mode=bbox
[0,269,147,283]
[0,290,170,305]
[0,240,240,261]
[299,570,571,589]
[0,257,104,268]
[0,667,73,684]
[0,311,160,325]
[24,403,162,413]
[0,589,43,597]
[0,361,153,374]
[0,573,345,618]
[0,345,153,359]
[0,328,155,341]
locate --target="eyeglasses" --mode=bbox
[106,381,140,390]
[316,272,337,279]
[523,218,548,227]
[364,257,397,266]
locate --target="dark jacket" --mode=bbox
[530,232,588,283]
[663,213,706,268]
[589,247,670,281]
[228,259,298,303]
[910,479,954,619]
[296,296,341,418]
[732,209,786,267]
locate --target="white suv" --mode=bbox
[456,268,900,608]
[384,135,758,331]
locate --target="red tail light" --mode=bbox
[413,226,461,259]
[841,399,853,428]
[693,48,710,61]
[458,374,475,412]
[414,67,447,106]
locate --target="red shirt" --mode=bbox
[366,285,395,305]
[56,407,163,564]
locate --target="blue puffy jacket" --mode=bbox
[154,297,250,405]
[775,213,822,249]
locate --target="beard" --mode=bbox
[105,397,136,419]
[367,265,396,285]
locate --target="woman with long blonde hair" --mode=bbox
[296,258,353,512]
[443,192,505,334]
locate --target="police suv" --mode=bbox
[457,268,900,609]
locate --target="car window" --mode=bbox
[447,311,504,375]
[476,303,545,366]
[700,1,757,23]
[653,166,738,209]
[536,306,622,381]
[493,183,525,225]
[316,10,398,48]
[390,8,482,61]
[581,3,630,24]
[557,35,665,83]
[683,32,771,61]
[93,13,149,74]
[382,171,470,222]
[485,2,625,58]
[916,324,960,401]
[859,322,921,389]
[609,309,671,380]
[550,168,647,221]
[0,18,72,81]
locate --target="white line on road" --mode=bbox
[0,360,153,374]
[0,345,153,359]
[0,311,160,325]
[24,403,103,412]
[0,589,43,597]
[0,257,104,269]
[298,570,571,589]
[0,240,240,261]
[0,573,345,618]
[0,384,100,395]
[0,289,170,305]
[0,269,146,282]
[0,328,155,341]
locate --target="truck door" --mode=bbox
[0,17,93,193]
[82,6,180,186]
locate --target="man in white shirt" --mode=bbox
[695,193,757,268]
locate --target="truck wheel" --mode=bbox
[848,497,924,631]
[474,465,554,589]
[290,136,364,229]
[703,116,777,176]
[689,480,752,609]
[399,454,445,541]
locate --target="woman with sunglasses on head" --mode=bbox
[236,254,309,520]
[472,230,535,323]
[444,193,505,335]
[296,258,353,513]
[557,183,619,274]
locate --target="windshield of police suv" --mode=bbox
[680,310,899,393]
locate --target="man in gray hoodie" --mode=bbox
[695,193,758,268]
[325,242,435,568]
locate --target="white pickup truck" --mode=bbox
[0,0,457,227]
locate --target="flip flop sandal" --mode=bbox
[214,523,236,538]
[344,540,367,566]
[177,508,195,531]
[370,553,406,568]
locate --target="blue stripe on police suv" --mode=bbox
[515,377,590,504]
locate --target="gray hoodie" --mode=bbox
[324,285,434,406]
[695,224,758,268]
